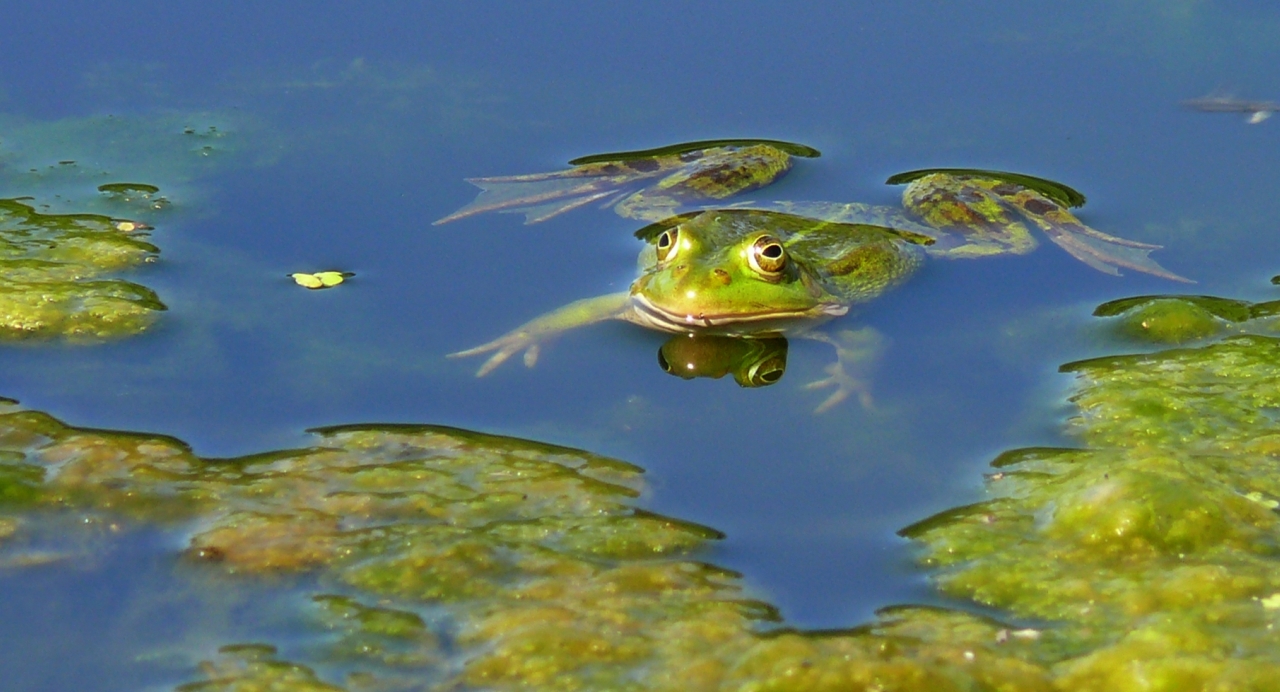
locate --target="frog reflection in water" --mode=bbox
[436,140,1189,411]
[657,334,791,388]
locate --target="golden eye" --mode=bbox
[748,235,787,274]
[655,227,680,262]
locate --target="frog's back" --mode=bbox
[769,213,928,304]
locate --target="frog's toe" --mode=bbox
[522,344,541,368]
[804,363,874,413]
[812,386,849,414]
[449,336,526,376]
[474,351,513,377]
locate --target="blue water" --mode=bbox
[4,2,1280,688]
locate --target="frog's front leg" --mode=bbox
[799,327,886,413]
[450,292,632,376]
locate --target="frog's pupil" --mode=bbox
[656,228,680,261]
[762,244,782,259]
[657,350,672,372]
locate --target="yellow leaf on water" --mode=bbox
[289,273,324,289]
[314,271,352,287]
[289,271,353,290]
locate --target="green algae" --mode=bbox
[0,197,167,340]
[11,295,1280,688]
[0,111,252,203]
[0,110,259,342]
[0,398,1059,691]
[1092,293,1280,345]
[903,334,1280,690]
[177,644,348,692]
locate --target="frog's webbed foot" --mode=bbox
[805,361,873,413]
[433,168,638,225]
[1035,217,1193,283]
[448,332,542,376]
[435,140,812,225]
[800,328,886,413]
[449,330,544,377]
[449,292,633,376]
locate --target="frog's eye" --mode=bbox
[748,235,787,275]
[655,227,680,262]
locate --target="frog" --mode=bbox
[436,139,1189,411]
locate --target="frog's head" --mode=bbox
[629,211,847,332]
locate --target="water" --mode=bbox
[3,2,1280,688]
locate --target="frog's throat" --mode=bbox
[628,293,848,332]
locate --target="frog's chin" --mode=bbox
[628,293,848,334]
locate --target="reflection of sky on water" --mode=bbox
[2,4,1280,677]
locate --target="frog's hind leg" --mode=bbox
[1009,190,1194,283]
[901,172,1191,281]
[434,170,635,225]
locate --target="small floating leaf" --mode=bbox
[290,273,324,289]
[290,271,353,289]
[886,168,1087,208]
[314,271,352,287]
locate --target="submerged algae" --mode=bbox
[9,297,1280,689]
[0,400,1055,691]
[0,110,259,342]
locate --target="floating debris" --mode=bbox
[1183,95,1280,124]
[289,271,354,289]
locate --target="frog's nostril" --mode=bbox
[712,268,732,285]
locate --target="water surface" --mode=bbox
[4,2,1280,688]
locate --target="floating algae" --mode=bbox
[0,111,254,342]
[8,287,1280,688]
[903,334,1280,689]
[1092,292,1280,345]
[0,197,166,340]
[0,401,1057,691]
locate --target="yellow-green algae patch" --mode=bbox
[11,309,1280,688]
[0,400,1056,691]
[0,110,260,342]
[904,334,1280,690]
[1092,293,1280,345]
[0,196,166,340]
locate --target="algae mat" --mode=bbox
[5,311,1280,690]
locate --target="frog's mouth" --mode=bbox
[629,293,848,332]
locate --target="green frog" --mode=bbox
[436,140,1189,410]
